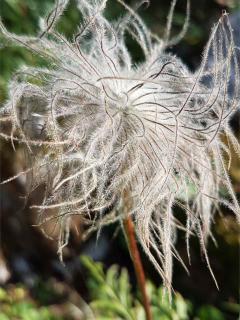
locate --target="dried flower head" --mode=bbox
[0,0,239,291]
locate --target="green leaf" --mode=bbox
[197,305,225,320]
[0,288,8,301]
[118,268,132,308]
[174,293,190,319]
[81,256,105,284]
[91,300,133,320]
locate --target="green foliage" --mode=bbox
[0,286,63,320]
[81,256,232,320]
[0,0,81,103]
[196,305,225,320]
[81,256,191,320]
[0,258,236,320]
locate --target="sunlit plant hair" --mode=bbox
[0,0,240,293]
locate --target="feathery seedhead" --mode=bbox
[0,1,239,290]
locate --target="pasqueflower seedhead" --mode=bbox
[1,0,239,290]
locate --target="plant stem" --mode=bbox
[123,215,152,320]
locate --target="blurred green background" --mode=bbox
[0,1,240,319]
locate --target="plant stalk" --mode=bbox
[123,215,152,320]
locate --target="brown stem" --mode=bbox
[123,215,152,320]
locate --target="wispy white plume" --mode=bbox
[0,0,239,291]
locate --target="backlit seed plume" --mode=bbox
[1,0,240,291]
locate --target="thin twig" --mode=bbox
[122,190,152,320]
